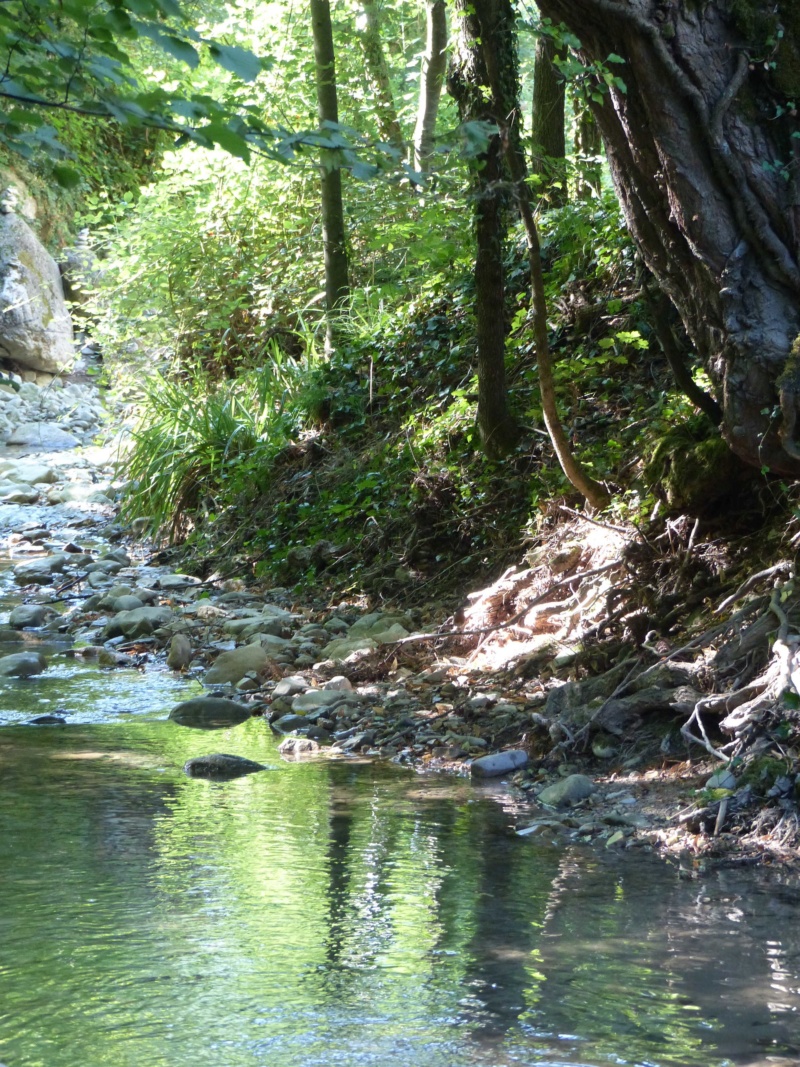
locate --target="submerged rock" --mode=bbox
[169,697,252,730]
[183,753,266,779]
[0,651,47,677]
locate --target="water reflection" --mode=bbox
[0,719,799,1067]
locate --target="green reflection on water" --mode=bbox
[0,719,798,1067]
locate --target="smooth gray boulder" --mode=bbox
[204,644,268,685]
[6,422,80,449]
[470,749,529,778]
[169,697,251,730]
[167,634,193,671]
[14,553,69,585]
[102,606,173,639]
[537,774,596,807]
[183,753,266,779]
[273,675,308,698]
[0,209,75,373]
[8,604,49,628]
[291,689,349,713]
[0,651,47,677]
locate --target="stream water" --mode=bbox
[1,464,799,1067]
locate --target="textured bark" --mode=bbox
[573,98,602,200]
[536,0,800,475]
[310,0,349,328]
[448,0,519,459]
[356,0,404,148]
[413,0,447,174]
[531,34,567,205]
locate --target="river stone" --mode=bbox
[324,675,353,691]
[169,697,251,729]
[292,689,350,713]
[273,675,308,698]
[0,484,39,504]
[278,737,321,757]
[0,651,47,677]
[7,422,80,449]
[102,606,173,639]
[470,749,529,778]
[204,644,268,685]
[537,774,596,807]
[111,595,144,613]
[706,768,738,790]
[167,634,193,671]
[26,714,66,725]
[0,210,75,373]
[8,604,49,628]
[183,753,266,779]
[271,714,310,734]
[2,462,58,485]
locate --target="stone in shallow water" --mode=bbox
[169,696,251,730]
[183,753,266,779]
[470,749,529,778]
[278,737,321,757]
[167,634,193,671]
[537,774,595,807]
[25,714,66,725]
[8,604,49,629]
[0,651,47,677]
[204,644,268,685]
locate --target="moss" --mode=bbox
[740,754,792,792]
[644,415,743,513]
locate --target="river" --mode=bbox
[0,456,799,1067]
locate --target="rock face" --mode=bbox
[0,210,74,372]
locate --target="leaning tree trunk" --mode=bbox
[310,0,349,344]
[536,0,800,475]
[413,0,447,175]
[531,33,567,206]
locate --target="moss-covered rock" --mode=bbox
[644,417,745,514]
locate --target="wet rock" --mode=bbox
[14,554,69,585]
[273,675,308,698]
[335,730,376,752]
[111,595,144,613]
[204,644,268,685]
[25,714,66,725]
[167,634,193,671]
[292,689,349,713]
[8,604,49,629]
[278,737,321,757]
[0,651,47,677]
[537,774,596,807]
[271,714,310,734]
[169,697,251,729]
[183,753,266,779]
[470,749,529,778]
[102,606,173,639]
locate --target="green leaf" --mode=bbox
[203,122,251,161]
[606,53,625,63]
[52,164,82,188]
[160,34,200,68]
[207,42,262,82]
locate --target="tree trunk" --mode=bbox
[310,0,349,340]
[413,0,447,175]
[573,97,602,200]
[536,0,800,476]
[531,33,567,206]
[448,0,519,459]
[356,0,404,148]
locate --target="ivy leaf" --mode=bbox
[52,164,82,188]
[207,42,262,82]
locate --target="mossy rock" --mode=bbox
[644,417,745,514]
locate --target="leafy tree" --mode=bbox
[356,0,404,148]
[536,0,800,476]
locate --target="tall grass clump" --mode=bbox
[121,350,307,541]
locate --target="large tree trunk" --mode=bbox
[413,0,447,175]
[310,0,349,339]
[531,33,567,205]
[356,0,404,148]
[573,97,602,201]
[536,0,800,475]
[448,0,519,459]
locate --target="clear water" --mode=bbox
[1,718,799,1067]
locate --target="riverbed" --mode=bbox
[0,447,799,1067]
